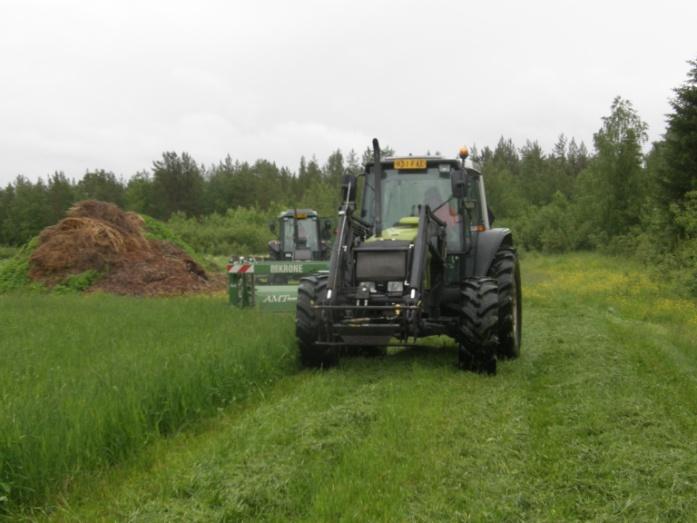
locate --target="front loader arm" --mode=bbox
[326,210,351,303]
[407,205,446,303]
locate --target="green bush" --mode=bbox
[668,191,697,296]
[515,192,591,253]
[166,207,277,256]
[140,214,204,264]
[0,238,39,293]
[0,246,18,259]
[53,270,102,293]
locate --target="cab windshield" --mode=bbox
[282,218,319,252]
[362,167,463,249]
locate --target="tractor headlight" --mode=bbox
[358,281,377,294]
[387,281,404,293]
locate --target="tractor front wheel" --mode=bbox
[457,278,499,374]
[488,245,522,359]
[296,275,338,368]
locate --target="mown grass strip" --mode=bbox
[0,294,296,514]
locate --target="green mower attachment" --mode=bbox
[228,257,329,312]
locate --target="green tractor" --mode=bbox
[296,139,521,374]
[228,209,332,312]
[267,209,332,262]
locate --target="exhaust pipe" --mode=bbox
[372,138,383,238]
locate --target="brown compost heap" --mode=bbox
[28,200,222,296]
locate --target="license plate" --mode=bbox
[394,158,427,170]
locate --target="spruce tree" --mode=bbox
[658,59,697,208]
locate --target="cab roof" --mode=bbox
[278,209,319,219]
[364,156,481,174]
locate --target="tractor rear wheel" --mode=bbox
[296,274,338,368]
[458,278,499,374]
[488,245,522,359]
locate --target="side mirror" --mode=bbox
[268,240,281,259]
[321,219,333,240]
[450,169,468,199]
[268,220,276,234]
[340,174,357,205]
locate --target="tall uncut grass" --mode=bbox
[0,293,296,512]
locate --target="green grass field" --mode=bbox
[3,253,697,521]
[0,246,18,260]
[0,294,296,514]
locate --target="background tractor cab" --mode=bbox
[228,208,332,311]
[267,209,332,261]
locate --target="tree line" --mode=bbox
[0,149,354,246]
[1,59,695,291]
[478,59,696,293]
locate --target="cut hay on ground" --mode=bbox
[28,200,222,296]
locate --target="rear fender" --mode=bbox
[465,228,512,277]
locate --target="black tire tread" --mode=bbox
[458,277,499,374]
[488,246,522,359]
[296,275,337,368]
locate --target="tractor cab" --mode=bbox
[268,209,331,261]
[360,156,489,253]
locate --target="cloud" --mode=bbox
[1,0,696,184]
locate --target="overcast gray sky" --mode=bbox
[0,0,695,185]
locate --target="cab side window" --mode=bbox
[466,174,484,226]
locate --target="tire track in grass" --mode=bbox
[43,346,530,522]
[47,371,386,522]
[600,316,697,520]
[513,302,633,521]
[509,284,697,521]
[300,295,593,521]
[304,355,531,522]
